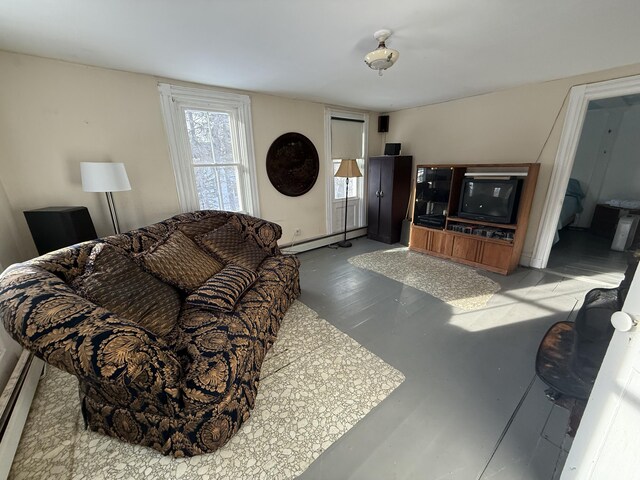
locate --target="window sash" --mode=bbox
[182,106,245,211]
[158,83,259,216]
[325,110,369,233]
[333,159,360,200]
[193,164,243,211]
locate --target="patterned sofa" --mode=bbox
[0,210,300,457]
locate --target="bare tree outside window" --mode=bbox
[333,159,360,199]
[184,109,241,211]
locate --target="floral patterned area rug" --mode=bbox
[9,301,404,480]
[349,247,501,310]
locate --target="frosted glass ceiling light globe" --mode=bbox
[364,29,399,76]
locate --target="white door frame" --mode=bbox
[530,74,640,269]
[324,108,369,234]
[561,266,640,478]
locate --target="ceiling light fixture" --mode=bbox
[364,29,399,76]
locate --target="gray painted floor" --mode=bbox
[293,238,596,480]
[547,228,628,286]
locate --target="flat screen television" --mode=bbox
[458,178,522,224]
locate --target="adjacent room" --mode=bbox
[546,94,640,286]
[1,1,640,479]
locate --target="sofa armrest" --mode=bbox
[0,266,182,415]
[228,213,283,255]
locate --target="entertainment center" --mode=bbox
[409,163,540,275]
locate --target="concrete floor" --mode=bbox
[293,238,597,480]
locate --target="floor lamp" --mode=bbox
[80,162,131,234]
[334,159,362,248]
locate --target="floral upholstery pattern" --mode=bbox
[0,210,299,457]
[227,213,282,256]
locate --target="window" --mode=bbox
[325,110,368,233]
[158,84,259,215]
[333,159,362,199]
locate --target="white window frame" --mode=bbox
[324,108,369,233]
[158,83,260,216]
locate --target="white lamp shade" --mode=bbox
[81,162,131,192]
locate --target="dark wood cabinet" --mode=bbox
[367,155,413,244]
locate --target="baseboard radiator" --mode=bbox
[281,227,368,253]
[0,351,43,480]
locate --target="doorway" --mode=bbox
[324,109,369,235]
[531,74,640,275]
[546,94,640,285]
[528,74,640,477]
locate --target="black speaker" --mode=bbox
[378,115,389,133]
[24,206,98,255]
[384,143,401,155]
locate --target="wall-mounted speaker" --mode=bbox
[378,115,389,133]
[24,206,97,255]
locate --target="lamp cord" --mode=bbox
[532,68,640,164]
[535,87,571,164]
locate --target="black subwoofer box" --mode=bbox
[24,206,97,255]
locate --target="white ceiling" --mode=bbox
[1,0,640,112]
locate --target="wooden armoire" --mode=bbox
[367,155,413,244]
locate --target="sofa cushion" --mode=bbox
[185,265,258,313]
[196,223,268,271]
[140,230,224,292]
[71,243,181,338]
[178,215,230,239]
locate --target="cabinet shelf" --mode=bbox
[446,229,514,246]
[413,224,514,246]
[446,216,517,230]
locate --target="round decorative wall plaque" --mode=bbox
[266,132,319,197]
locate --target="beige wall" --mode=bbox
[0,52,180,261]
[0,178,21,267]
[6,48,637,266]
[251,95,327,242]
[0,51,379,261]
[387,63,640,263]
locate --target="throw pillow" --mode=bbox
[140,230,224,292]
[185,264,258,313]
[195,223,268,271]
[72,243,181,338]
